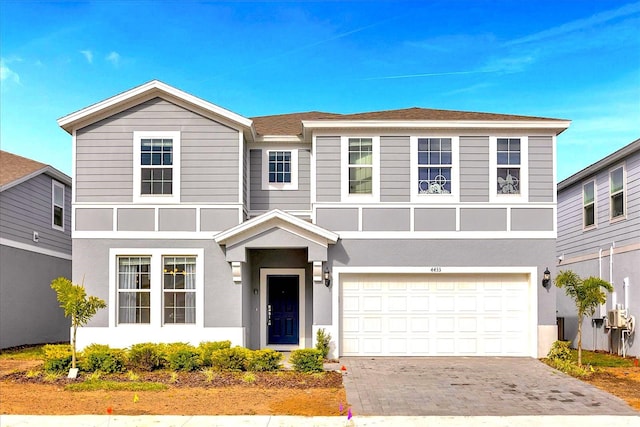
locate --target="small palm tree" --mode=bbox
[554,270,613,366]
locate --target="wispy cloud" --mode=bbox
[80,50,93,64]
[105,51,120,66]
[0,58,21,84]
[362,69,493,81]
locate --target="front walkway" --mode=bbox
[340,357,638,416]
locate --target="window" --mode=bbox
[117,256,151,324]
[583,181,596,228]
[417,138,452,194]
[348,138,373,194]
[163,256,196,324]
[610,166,625,219]
[133,131,180,203]
[496,138,521,194]
[52,180,64,230]
[261,149,298,190]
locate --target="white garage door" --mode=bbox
[341,273,532,356]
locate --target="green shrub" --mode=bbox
[166,343,201,371]
[198,341,232,367]
[547,340,572,361]
[246,349,283,372]
[128,343,166,371]
[548,358,591,377]
[210,347,251,371]
[81,344,126,373]
[290,349,323,373]
[315,328,332,359]
[43,344,73,373]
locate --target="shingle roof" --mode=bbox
[250,107,566,136]
[0,150,71,190]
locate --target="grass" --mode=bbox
[0,344,46,360]
[572,349,635,367]
[66,380,167,392]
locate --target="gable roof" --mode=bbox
[0,150,71,191]
[558,137,640,191]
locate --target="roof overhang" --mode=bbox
[0,166,71,192]
[57,80,256,140]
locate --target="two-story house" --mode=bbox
[0,151,72,348]
[557,138,639,357]
[57,80,570,358]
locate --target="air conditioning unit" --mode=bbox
[608,309,628,328]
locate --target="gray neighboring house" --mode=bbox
[0,151,72,348]
[57,80,570,358]
[557,138,639,357]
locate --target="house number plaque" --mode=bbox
[430,267,442,273]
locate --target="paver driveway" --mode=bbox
[340,357,638,416]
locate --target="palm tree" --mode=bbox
[554,270,613,366]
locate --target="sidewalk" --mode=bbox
[1,415,639,427]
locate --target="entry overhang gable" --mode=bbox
[214,209,339,262]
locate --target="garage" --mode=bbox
[340,273,534,357]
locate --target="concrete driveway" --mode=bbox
[340,357,638,416]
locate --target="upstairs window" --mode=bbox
[418,138,452,194]
[496,138,520,194]
[583,181,596,228]
[348,138,373,194]
[133,131,180,203]
[610,166,625,219]
[52,180,65,230]
[269,151,291,183]
[261,149,298,190]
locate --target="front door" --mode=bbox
[267,275,299,345]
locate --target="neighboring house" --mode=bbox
[57,80,570,358]
[0,151,72,348]
[557,138,639,357]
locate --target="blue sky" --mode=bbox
[1,0,639,181]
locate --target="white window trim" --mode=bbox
[609,164,626,222]
[52,180,65,231]
[261,148,299,191]
[109,248,204,328]
[582,180,597,230]
[410,136,460,203]
[341,136,380,202]
[489,136,528,203]
[133,131,181,204]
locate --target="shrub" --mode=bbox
[81,344,126,373]
[290,349,323,373]
[198,341,232,367]
[43,344,73,373]
[315,328,332,359]
[210,347,251,371]
[128,343,166,371]
[166,343,201,371]
[547,340,572,361]
[548,358,591,377]
[246,349,283,372]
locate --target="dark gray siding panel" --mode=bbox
[0,246,70,348]
[249,148,311,211]
[76,97,239,203]
[117,208,154,231]
[158,208,196,231]
[460,136,489,202]
[511,208,554,231]
[75,208,113,231]
[315,208,359,231]
[414,208,456,231]
[460,208,507,231]
[362,208,410,231]
[529,136,554,202]
[0,174,71,254]
[380,136,410,202]
[557,149,640,259]
[316,136,341,202]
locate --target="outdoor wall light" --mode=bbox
[324,268,331,287]
[542,268,551,288]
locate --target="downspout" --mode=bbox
[610,243,617,354]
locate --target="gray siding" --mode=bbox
[557,149,640,259]
[158,208,196,231]
[414,208,456,231]
[460,208,507,231]
[117,208,154,231]
[380,136,410,202]
[315,136,341,202]
[75,208,113,231]
[459,136,489,202]
[315,208,359,231]
[0,173,71,254]
[362,208,410,231]
[201,208,240,231]
[249,148,311,211]
[75,97,239,203]
[528,136,554,202]
[511,208,554,231]
[0,245,70,348]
